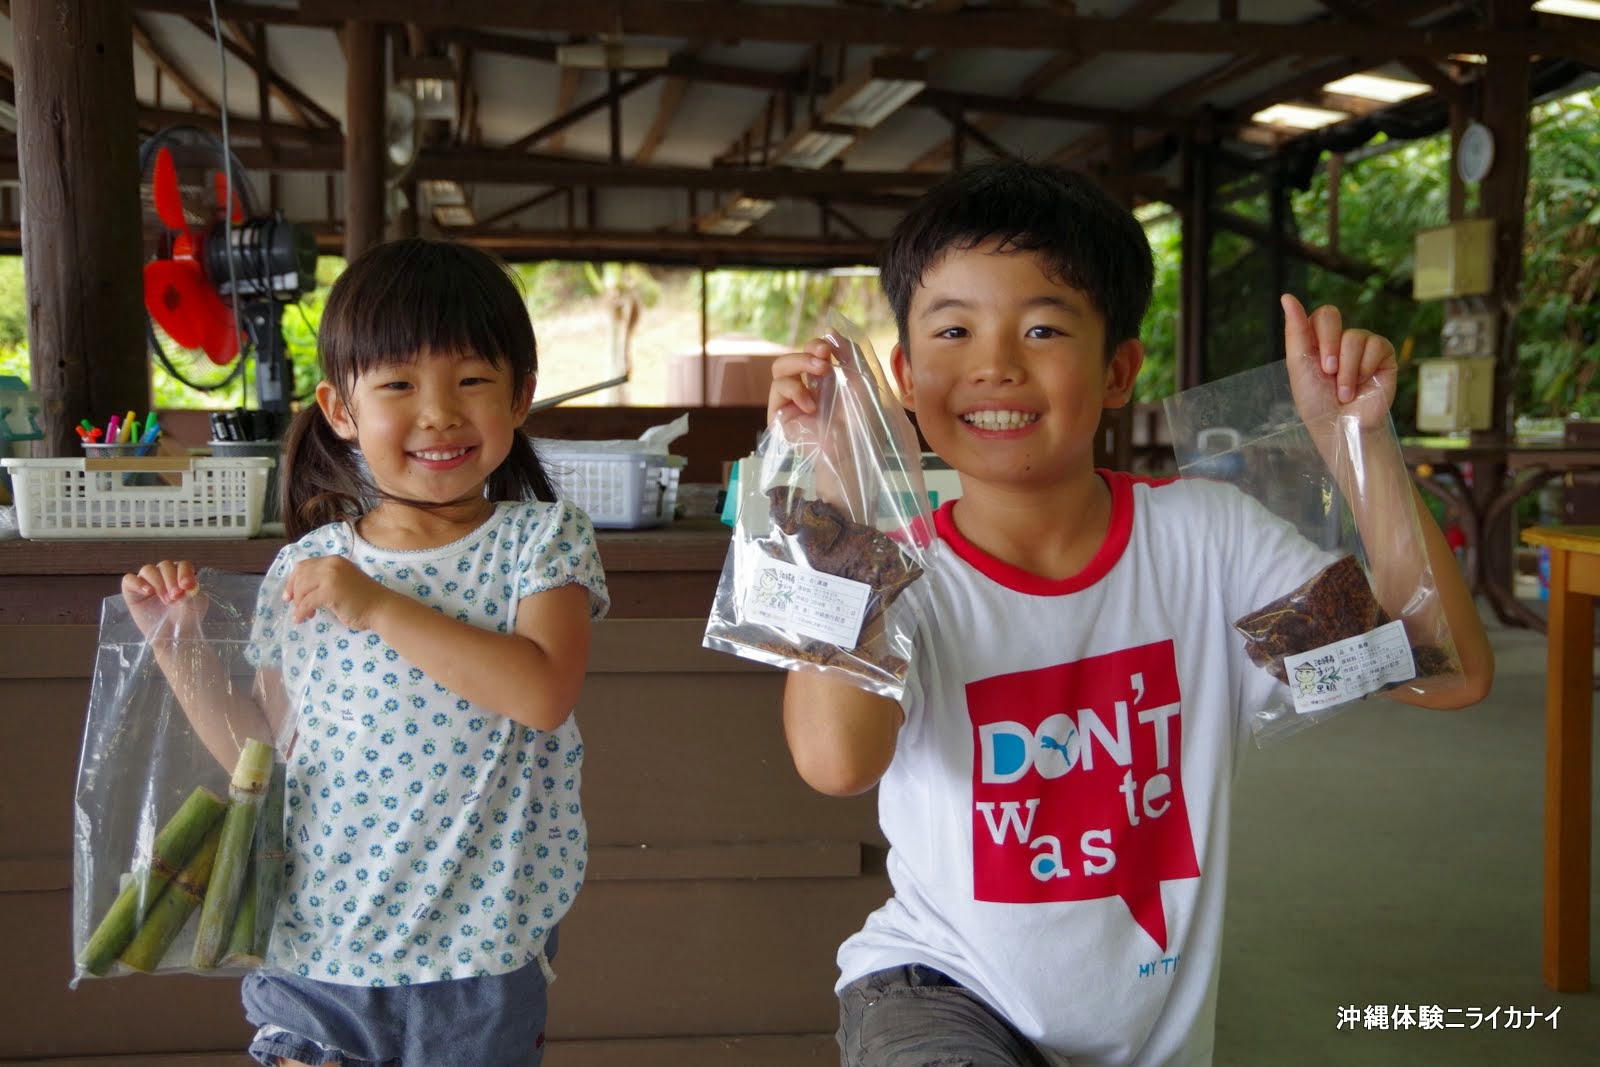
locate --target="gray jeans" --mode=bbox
[837,964,1057,1067]
[242,927,557,1067]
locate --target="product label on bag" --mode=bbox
[1283,619,1417,714]
[744,556,871,647]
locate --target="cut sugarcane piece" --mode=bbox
[119,824,223,973]
[251,761,287,957]
[78,786,227,976]
[221,865,261,968]
[191,738,275,968]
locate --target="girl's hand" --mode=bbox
[122,560,206,637]
[1282,293,1398,434]
[283,556,395,630]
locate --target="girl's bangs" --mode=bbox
[330,244,531,384]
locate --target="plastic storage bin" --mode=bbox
[0,455,273,539]
[537,442,685,529]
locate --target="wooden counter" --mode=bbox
[0,523,887,1065]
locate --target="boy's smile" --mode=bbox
[891,241,1141,494]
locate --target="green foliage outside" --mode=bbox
[0,86,1593,421]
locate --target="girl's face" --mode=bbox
[316,349,530,511]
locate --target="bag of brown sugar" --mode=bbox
[702,312,932,698]
[1165,361,1465,744]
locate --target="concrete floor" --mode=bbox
[1218,610,1600,1065]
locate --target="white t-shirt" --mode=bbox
[836,471,1331,1066]
[249,500,609,987]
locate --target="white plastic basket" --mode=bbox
[538,444,685,529]
[0,456,273,539]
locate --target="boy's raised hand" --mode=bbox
[766,338,836,428]
[1282,293,1398,433]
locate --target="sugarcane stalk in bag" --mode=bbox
[251,761,287,957]
[191,739,275,968]
[221,865,261,968]
[119,824,223,973]
[78,786,228,976]
[223,761,285,968]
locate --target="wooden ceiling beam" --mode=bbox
[310,0,1585,61]
[446,225,878,261]
[1311,0,1466,107]
[477,186,568,228]
[74,142,945,197]
[916,88,1190,132]
[505,70,659,153]
[137,105,341,145]
[547,68,583,154]
[911,0,1184,172]
[131,15,219,115]
[635,72,689,164]
[1049,0,1461,166]
[189,17,339,129]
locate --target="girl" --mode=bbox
[122,238,608,1067]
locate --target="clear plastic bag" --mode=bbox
[72,569,290,983]
[1164,361,1464,744]
[703,312,932,698]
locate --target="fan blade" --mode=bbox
[212,170,245,224]
[144,259,241,365]
[152,147,188,232]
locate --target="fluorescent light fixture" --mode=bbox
[697,215,754,236]
[421,180,467,207]
[821,57,927,129]
[0,100,16,134]
[394,54,459,121]
[432,204,476,228]
[1252,103,1350,130]
[557,41,671,70]
[725,195,776,223]
[1322,73,1430,103]
[693,192,777,236]
[1534,0,1600,20]
[774,127,857,169]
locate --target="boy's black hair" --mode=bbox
[879,159,1155,355]
[281,237,556,537]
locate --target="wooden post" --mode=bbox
[13,0,146,457]
[1178,136,1213,389]
[343,19,386,262]
[1266,159,1287,364]
[1471,0,1535,621]
[1104,125,1135,470]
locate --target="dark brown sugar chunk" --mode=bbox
[739,486,923,677]
[1235,553,1453,686]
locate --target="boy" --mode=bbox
[765,160,1492,1067]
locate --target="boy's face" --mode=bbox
[890,242,1142,493]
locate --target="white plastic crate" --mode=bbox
[1,456,273,539]
[538,443,685,529]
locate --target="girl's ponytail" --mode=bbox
[280,403,367,539]
[489,432,558,506]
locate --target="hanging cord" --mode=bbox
[205,0,252,383]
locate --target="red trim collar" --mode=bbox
[933,469,1159,595]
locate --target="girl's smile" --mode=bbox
[409,445,478,470]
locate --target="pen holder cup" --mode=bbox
[81,442,165,486]
[207,439,282,524]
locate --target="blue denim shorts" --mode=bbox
[241,927,556,1067]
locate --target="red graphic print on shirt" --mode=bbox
[967,640,1199,950]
